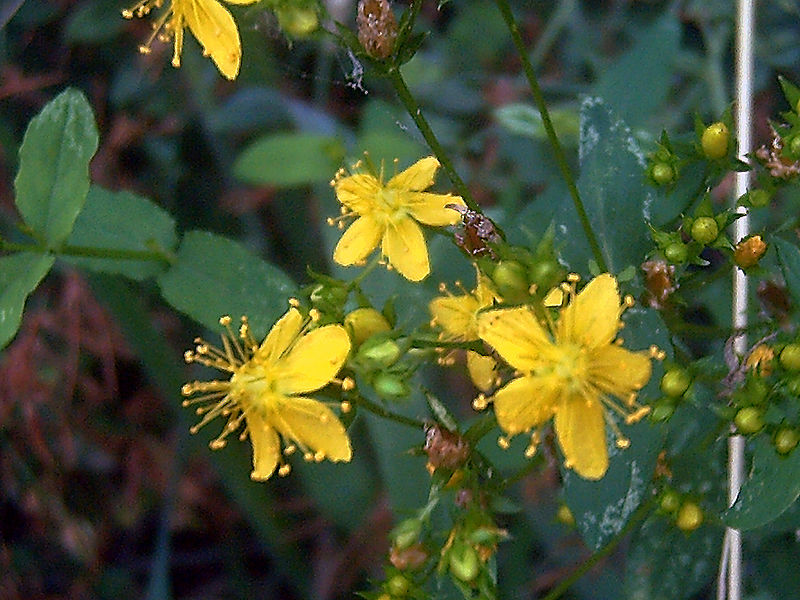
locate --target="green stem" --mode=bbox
[492,0,607,273]
[351,391,426,429]
[1,238,173,264]
[385,66,480,212]
[539,494,657,600]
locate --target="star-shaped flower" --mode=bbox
[476,274,655,479]
[182,308,352,481]
[123,0,257,79]
[330,156,466,281]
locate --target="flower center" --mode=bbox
[551,343,588,391]
[230,362,279,410]
[376,188,405,218]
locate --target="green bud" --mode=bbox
[373,372,410,399]
[650,402,676,422]
[357,337,402,368]
[274,6,319,37]
[774,427,800,455]
[492,261,529,302]
[734,406,764,434]
[529,260,564,292]
[391,519,422,550]
[780,343,800,371]
[660,489,681,513]
[448,542,480,583]
[790,136,800,158]
[690,217,719,245]
[386,574,410,597]
[664,242,689,264]
[651,162,676,185]
[660,369,691,398]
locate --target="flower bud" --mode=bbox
[556,504,575,526]
[386,574,410,597]
[664,241,689,264]
[676,501,703,532]
[448,542,480,583]
[779,343,800,371]
[659,489,681,513]
[650,162,676,185]
[660,368,691,398]
[701,122,729,159]
[274,5,319,37]
[774,427,800,455]
[690,217,719,245]
[391,519,422,550]
[357,337,401,367]
[492,260,529,302]
[373,372,409,399]
[357,0,398,60]
[345,307,391,346]
[734,235,767,269]
[734,406,764,434]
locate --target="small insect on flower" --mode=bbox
[476,274,658,480]
[329,156,466,281]
[122,0,257,80]
[182,308,353,481]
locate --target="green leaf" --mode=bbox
[593,14,680,128]
[774,237,800,308]
[722,436,800,530]
[778,75,800,113]
[157,231,296,339]
[14,88,99,247]
[63,186,177,280]
[0,253,55,349]
[563,305,670,550]
[233,132,344,187]
[624,515,722,600]
[556,97,654,274]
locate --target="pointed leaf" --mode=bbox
[157,231,296,339]
[774,237,800,308]
[556,97,653,273]
[0,253,55,349]
[14,88,99,247]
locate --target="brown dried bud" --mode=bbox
[389,543,429,570]
[357,0,398,60]
[642,259,676,309]
[424,424,470,471]
[734,235,767,269]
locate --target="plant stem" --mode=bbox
[385,66,480,212]
[351,391,426,429]
[492,0,608,273]
[539,494,656,600]
[0,238,173,263]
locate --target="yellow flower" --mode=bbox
[330,156,466,281]
[429,269,500,391]
[182,308,353,481]
[476,274,654,480]
[122,0,257,80]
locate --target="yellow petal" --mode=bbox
[183,0,242,80]
[589,344,652,399]
[224,0,258,4]
[383,218,430,281]
[492,375,558,435]
[429,294,479,339]
[467,351,497,392]
[477,307,552,372]
[558,274,621,348]
[333,216,383,266]
[387,156,439,191]
[247,409,281,481]
[554,395,608,480]
[255,308,304,364]
[405,193,465,226]
[277,325,351,395]
[272,397,352,461]
[335,173,381,212]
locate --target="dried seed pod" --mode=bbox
[357,0,398,60]
[424,424,470,471]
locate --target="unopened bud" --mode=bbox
[492,260,529,302]
[448,542,480,582]
[734,235,767,269]
[345,307,391,345]
[357,337,402,367]
[391,519,422,550]
[357,0,398,59]
[373,372,409,399]
[274,5,319,37]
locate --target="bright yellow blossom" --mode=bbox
[122,0,257,80]
[182,308,352,481]
[330,156,466,281]
[476,274,654,480]
[429,268,500,391]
